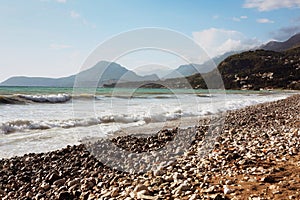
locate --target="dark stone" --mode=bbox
[58,191,73,200]
[20,175,31,183]
[213,194,230,200]
[46,172,60,183]
[81,191,90,200]
[262,175,276,183]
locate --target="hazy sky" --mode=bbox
[1,0,300,82]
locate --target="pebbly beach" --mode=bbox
[0,94,299,200]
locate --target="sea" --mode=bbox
[0,86,295,158]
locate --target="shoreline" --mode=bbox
[110,115,207,137]
[0,94,299,199]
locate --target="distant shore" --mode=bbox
[0,94,299,199]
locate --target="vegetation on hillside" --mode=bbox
[216,47,300,90]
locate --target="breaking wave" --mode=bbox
[0,93,180,104]
[0,109,186,134]
[18,94,71,103]
[0,94,72,104]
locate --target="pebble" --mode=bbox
[47,172,60,183]
[53,178,66,187]
[223,185,232,194]
[67,178,80,187]
[137,192,157,200]
[154,168,165,176]
[58,191,72,200]
[110,187,119,197]
[40,182,50,190]
[25,191,33,198]
[261,175,276,183]
[0,189,5,195]
[134,184,149,193]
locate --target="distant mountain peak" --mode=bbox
[163,51,239,79]
[261,32,300,52]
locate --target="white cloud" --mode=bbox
[232,17,241,22]
[70,10,80,19]
[69,10,96,28]
[244,0,300,11]
[50,43,72,50]
[212,15,219,20]
[257,18,274,23]
[192,28,260,59]
[232,16,248,22]
[40,0,67,3]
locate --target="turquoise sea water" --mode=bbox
[0,86,276,96]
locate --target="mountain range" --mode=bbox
[1,61,159,87]
[0,51,240,87]
[163,51,239,79]
[1,33,300,89]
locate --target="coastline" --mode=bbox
[0,94,299,199]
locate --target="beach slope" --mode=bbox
[0,94,299,199]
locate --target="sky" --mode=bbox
[1,0,300,82]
